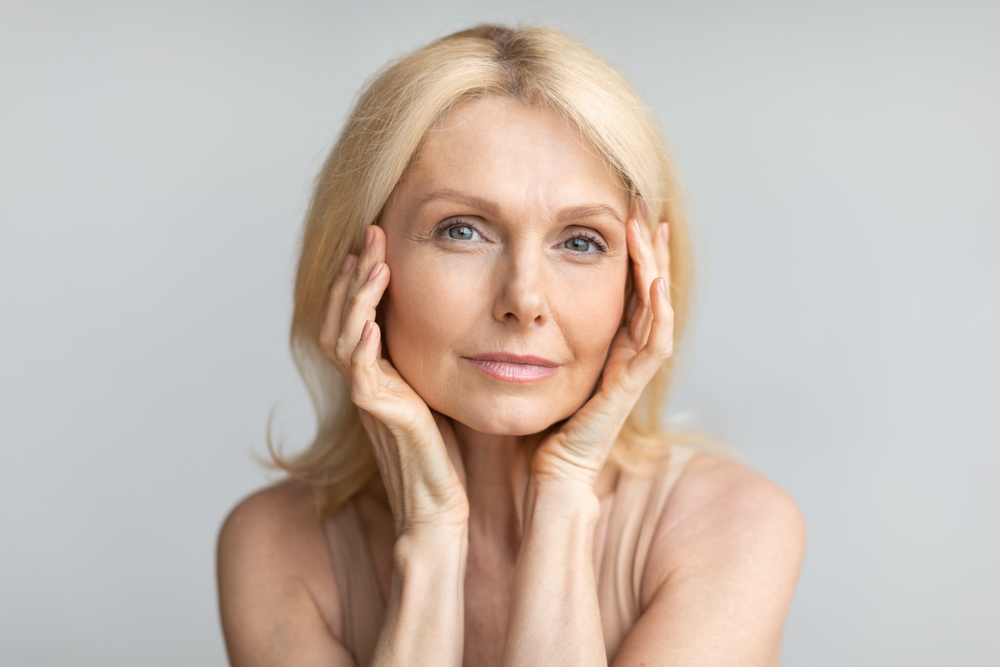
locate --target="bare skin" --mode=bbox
[217,97,806,667]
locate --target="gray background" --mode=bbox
[1,1,997,665]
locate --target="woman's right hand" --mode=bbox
[319,225,469,538]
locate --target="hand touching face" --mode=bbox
[379,97,632,436]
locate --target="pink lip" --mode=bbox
[462,352,559,383]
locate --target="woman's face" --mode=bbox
[381,96,630,435]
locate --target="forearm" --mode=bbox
[370,527,468,667]
[502,481,606,667]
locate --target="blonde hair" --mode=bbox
[271,24,701,516]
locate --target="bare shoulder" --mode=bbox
[664,453,804,547]
[623,452,807,665]
[645,453,806,593]
[217,480,352,667]
[218,480,327,565]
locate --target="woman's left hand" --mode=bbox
[531,201,673,490]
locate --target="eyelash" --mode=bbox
[569,231,608,253]
[437,220,608,253]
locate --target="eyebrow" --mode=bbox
[415,188,625,226]
[416,189,501,218]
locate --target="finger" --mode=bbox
[346,225,384,308]
[337,261,389,368]
[339,225,382,336]
[652,220,672,306]
[595,279,674,412]
[336,242,390,371]
[318,253,356,372]
[626,214,659,348]
[349,320,382,411]
[626,220,649,345]
[610,277,674,404]
[632,277,674,375]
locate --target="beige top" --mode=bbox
[322,446,696,665]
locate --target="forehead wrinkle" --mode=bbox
[558,204,625,226]
[402,99,627,234]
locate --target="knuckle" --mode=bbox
[334,339,354,365]
[348,288,367,309]
[348,339,366,365]
[318,336,337,358]
[352,258,369,281]
[330,274,348,295]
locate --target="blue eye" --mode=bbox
[564,238,593,252]
[448,224,476,240]
[562,234,607,253]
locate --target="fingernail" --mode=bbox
[657,277,667,295]
[660,222,670,244]
[367,262,382,281]
[364,227,374,250]
[361,320,373,341]
[340,254,356,275]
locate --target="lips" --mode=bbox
[462,352,559,383]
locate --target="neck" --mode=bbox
[451,422,548,552]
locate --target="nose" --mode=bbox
[492,246,549,329]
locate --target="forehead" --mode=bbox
[394,96,627,213]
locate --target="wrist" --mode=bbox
[394,499,470,539]
[529,441,606,491]
[393,523,468,571]
[379,513,467,667]
[523,476,601,527]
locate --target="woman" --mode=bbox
[217,24,805,667]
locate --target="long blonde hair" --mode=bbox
[271,24,700,517]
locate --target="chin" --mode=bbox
[438,395,574,437]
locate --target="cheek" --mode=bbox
[382,255,485,383]
[555,268,627,365]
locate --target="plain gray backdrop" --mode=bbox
[1,1,997,665]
